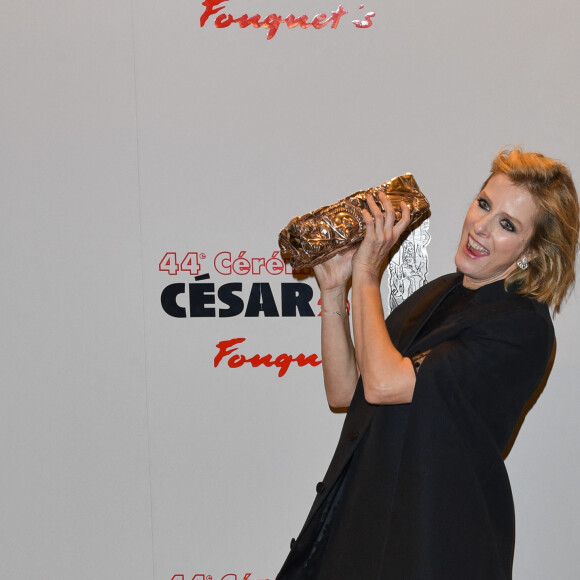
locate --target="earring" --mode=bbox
[517,256,528,270]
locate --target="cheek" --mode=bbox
[495,233,526,256]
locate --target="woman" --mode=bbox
[278,148,579,579]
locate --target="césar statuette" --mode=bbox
[278,173,430,269]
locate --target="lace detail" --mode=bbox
[411,349,431,375]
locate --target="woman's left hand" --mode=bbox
[352,191,411,279]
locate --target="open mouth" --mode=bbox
[466,235,490,257]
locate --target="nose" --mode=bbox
[474,214,491,236]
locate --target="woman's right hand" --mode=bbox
[313,247,356,292]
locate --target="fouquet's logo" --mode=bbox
[199,0,376,39]
[159,250,320,318]
[214,337,322,376]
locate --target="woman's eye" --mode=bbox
[477,198,490,210]
[500,219,515,232]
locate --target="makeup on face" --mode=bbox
[455,174,538,289]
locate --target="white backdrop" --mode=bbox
[2,1,580,579]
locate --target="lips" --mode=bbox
[466,235,490,258]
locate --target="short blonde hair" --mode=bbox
[484,147,579,312]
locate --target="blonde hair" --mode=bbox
[482,148,579,312]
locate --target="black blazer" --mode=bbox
[279,273,555,580]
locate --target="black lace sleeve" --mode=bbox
[411,350,431,375]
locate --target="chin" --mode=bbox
[455,240,488,278]
[454,249,470,275]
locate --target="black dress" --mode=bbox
[278,273,554,580]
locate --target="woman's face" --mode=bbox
[455,173,538,290]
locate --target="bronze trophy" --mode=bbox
[278,173,430,269]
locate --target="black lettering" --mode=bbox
[281,283,315,317]
[218,283,244,317]
[245,283,279,317]
[189,283,216,317]
[161,283,187,318]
